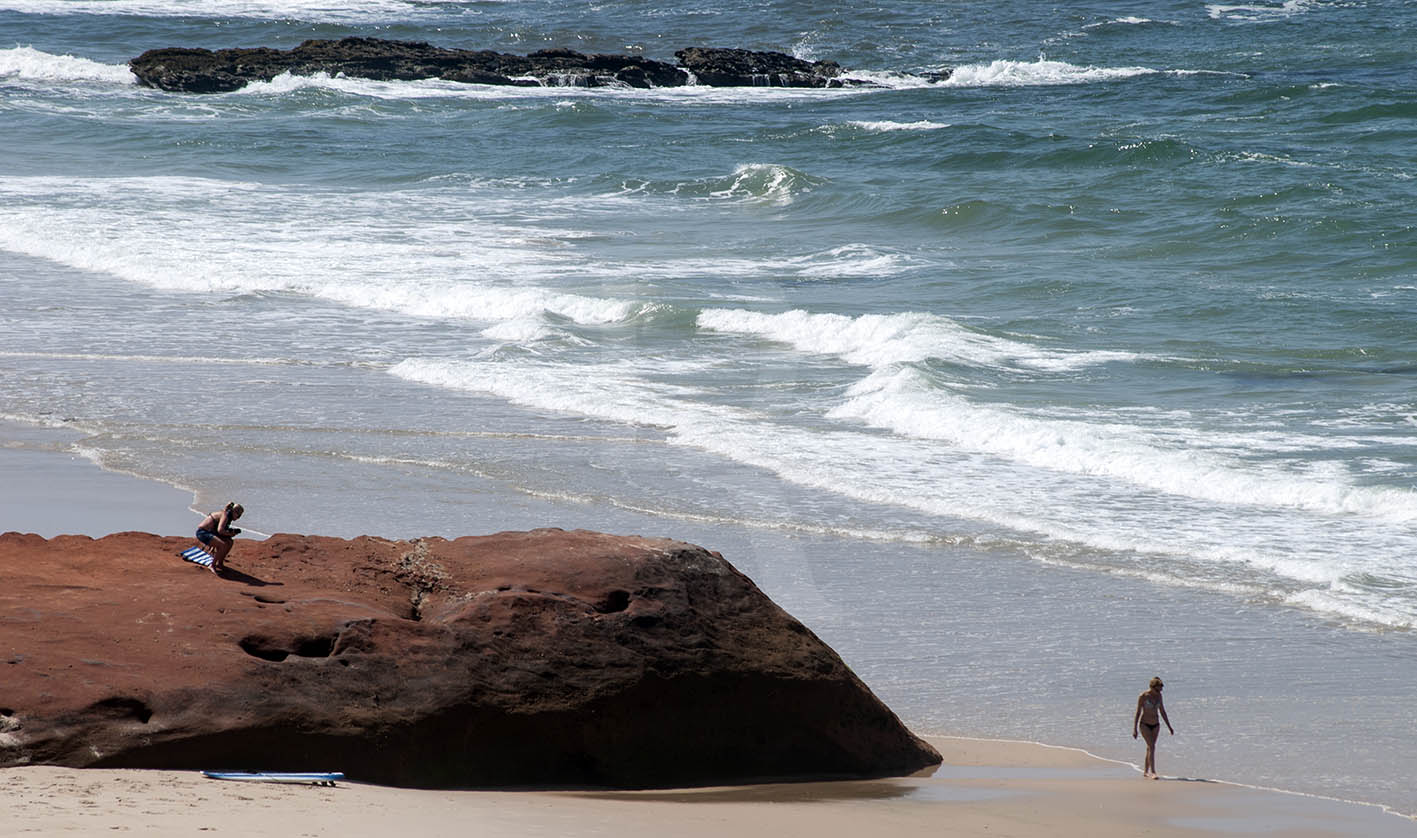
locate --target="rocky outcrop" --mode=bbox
[675,47,841,87]
[0,529,940,788]
[127,37,897,93]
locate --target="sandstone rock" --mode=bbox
[0,529,939,788]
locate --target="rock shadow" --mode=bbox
[217,566,282,587]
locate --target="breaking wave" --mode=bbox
[0,46,136,85]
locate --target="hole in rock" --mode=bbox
[238,638,289,662]
[294,636,335,658]
[239,634,337,662]
[89,697,153,724]
[598,590,631,613]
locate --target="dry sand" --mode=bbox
[2,738,1411,837]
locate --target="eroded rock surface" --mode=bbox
[127,37,895,92]
[0,529,940,788]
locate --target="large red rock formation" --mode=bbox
[0,529,939,788]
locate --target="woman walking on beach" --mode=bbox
[1133,676,1174,778]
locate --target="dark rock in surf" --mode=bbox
[0,529,940,788]
[128,38,688,93]
[127,37,883,93]
[674,47,847,87]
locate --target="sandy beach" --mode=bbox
[3,440,1414,836]
[3,737,1410,837]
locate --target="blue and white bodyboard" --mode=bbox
[179,545,214,567]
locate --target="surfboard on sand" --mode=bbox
[202,771,344,786]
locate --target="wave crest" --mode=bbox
[1207,0,1319,20]
[841,119,949,132]
[940,58,1159,87]
[696,307,1137,371]
[619,164,826,206]
[0,46,135,85]
[2,0,426,22]
[830,367,1417,524]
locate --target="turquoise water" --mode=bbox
[2,0,1415,816]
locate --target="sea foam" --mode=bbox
[842,120,949,132]
[0,46,135,85]
[232,70,877,104]
[0,0,425,22]
[0,174,639,328]
[829,367,1417,524]
[940,58,1160,87]
[696,307,1138,371]
[386,352,1417,632]
[1207,0,1319,20]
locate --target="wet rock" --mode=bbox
[127,37,875,92]
[674,47,845,87]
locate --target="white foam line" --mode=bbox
[1029,552,1272,599]
[841,119,950,132]
[936,58,1160,87]
[159,443,928,544]
[697,307,1140,372]
[0,350,315,366]
[66,445,269,541]
[6,412,662,447]
[1022,551,1416,631]
[232,70,895,103]
[515,484,942,545]
[1207,0,1319,20]
[0,46,136,85]
[0,175,645,328]
[0,0,426,22]
[62,443,204,519]
[1081,16,1176,29]
[831,367,1417,523]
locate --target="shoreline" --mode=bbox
[2,737,1410,836]
[2,427,1413,832]
[968,738,1416,825]
[0,420,198,538]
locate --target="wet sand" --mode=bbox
[0,422,195,537]
[3,738,1410,837]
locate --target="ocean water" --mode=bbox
[3,0,1415,817]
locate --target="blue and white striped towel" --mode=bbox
[179,545,214,567]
